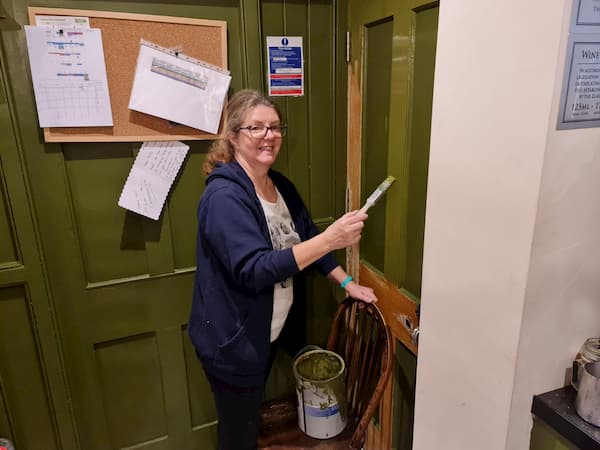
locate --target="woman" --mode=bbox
[188,89,376,450]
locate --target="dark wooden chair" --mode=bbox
[259,297,393,449]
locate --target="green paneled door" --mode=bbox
[0,0,347,449]
[347,0,438,448]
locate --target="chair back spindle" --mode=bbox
[326,297,393,449]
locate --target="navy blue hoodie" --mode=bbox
[188,161,338,387]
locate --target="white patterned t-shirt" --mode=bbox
[258,189,301,342]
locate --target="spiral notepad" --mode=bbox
[118,141,189,220]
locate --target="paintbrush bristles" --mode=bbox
[359,176,396,213]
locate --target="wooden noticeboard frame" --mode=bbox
[28,7,228,142]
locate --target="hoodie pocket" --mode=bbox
[215,315,263,372]
[218,317,247,351]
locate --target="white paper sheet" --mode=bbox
[24,25,113,127]
[118,141,189,220]
[128,40,231,134]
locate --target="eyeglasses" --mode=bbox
[236,124,287,139]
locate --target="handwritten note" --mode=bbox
[118,141,189,220]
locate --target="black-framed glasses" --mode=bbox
[236,124,287,139]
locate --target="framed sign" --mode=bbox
[557,35,600,129]
[266,36,304,97]
[571,0,600,33]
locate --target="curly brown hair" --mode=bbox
[203,89,282,174]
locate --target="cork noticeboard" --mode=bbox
[28,7,228,142]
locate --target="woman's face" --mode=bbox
[230,105,283,171]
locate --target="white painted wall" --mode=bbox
[414,1,600,449]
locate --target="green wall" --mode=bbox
[529,418,581,450]
[0,1,347,448]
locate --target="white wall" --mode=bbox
[414,1,600,449]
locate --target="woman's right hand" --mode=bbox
[322,210,368,250]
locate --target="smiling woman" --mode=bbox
[230,104,283,193]
[188,89,377,450]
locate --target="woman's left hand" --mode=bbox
[345,282,377,303]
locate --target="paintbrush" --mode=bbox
[359,176,396,213]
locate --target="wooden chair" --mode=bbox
[259,297,393,449]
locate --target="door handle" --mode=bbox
[410,327,420,346]
[398,314,419,347]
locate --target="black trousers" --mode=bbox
[206,373,263,450]
[204,343,279,450]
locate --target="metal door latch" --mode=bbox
[410,326,420,346]
[398,314,420,346]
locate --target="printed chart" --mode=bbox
[24,25,113,127]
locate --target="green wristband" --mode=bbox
[340,276,353,289]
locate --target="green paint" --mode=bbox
[296,352,343,381]
[294,350,348,422]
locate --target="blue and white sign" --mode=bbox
[571,0,600,33]
[266,36,304,97]
[558,35,600,129]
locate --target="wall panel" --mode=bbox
[0,286,59,450]
[170,146,210,270]
[64,144,150,283]
[0,386,13,443]
[182,327,217,428]
[95,333,167,448]
[0,172,17,266]
[307,0,336,220]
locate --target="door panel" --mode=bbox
[63,144,150,282]
[404,6,438,298]
[0,180,17,264]
[391,342,418,450]
[170,150,210,268]
[95,333,168,448]
[361,17,393,271]
[0,287,59,449]
[347,0,438,448]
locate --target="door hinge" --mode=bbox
[345,31,350,63]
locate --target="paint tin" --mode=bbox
[293,347,347,439]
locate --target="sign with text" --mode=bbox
[558,35,600,129]
[267,36,304,97]
[571,0,600,33]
